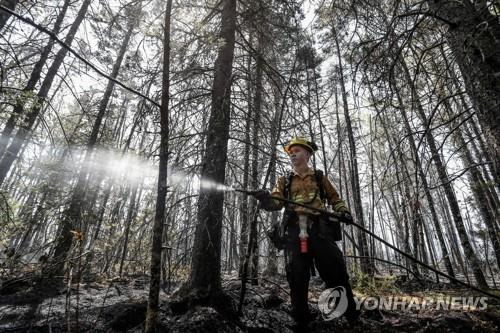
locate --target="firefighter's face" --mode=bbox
[288,145,310,166]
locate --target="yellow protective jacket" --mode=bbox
[271,167,349,215]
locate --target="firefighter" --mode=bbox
[255,137,360,331]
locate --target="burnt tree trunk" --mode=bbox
[184,0,236,299]
[249,35,263,285]
[0,0,92,186]
[47,5,137,276]
[400,59,488,288]
[442,98,500,268]
[427,0,500,186]
[119,183,139,277]
[144,0,172,331]
[384,77,456,279]
[0,0,70,159]
[264,58,283,276]
[333,25,374,275]
[238,41,252,277]
[0,0,18,31]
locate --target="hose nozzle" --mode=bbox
[234,188,261,196]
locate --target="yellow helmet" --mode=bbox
[284,137,318,154]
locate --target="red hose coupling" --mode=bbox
[300,237,308,253]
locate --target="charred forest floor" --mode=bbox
[1,272,499,332]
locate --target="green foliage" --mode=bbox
[352,269,401,296]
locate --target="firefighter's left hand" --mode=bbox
[341,212,353,225]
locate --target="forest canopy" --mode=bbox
[0,0,499,331]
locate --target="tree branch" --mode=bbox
[0,4,161,108]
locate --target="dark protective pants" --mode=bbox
[285,218,357,324]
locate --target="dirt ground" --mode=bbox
[1,273,499,332]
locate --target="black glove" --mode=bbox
[341,212,353,225]
[253,189,271,203]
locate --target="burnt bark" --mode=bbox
[333,25,374,275]
[0,0,18,31]
[442,98,500,268]
[0,0,70,159]
[47,4,137,276]
[144,0,172,331]
[0,0,92,186]
[388,82,455,278]
[119,183,139,277]
[428,0,500,186]
[238,42,252,277]
[249,36,264,285]
[184,0,236,298]
[400,59,488,288]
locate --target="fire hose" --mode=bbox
[234,188,500,303]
